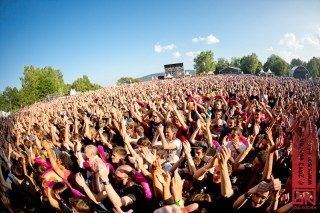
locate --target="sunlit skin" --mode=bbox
[212,165,232,184]
[210,111,223,132]
[57,158,64,170]
[194,148,204,159]
[111,152,122,164]
[227,118,236,128]
[151,113,161,123]
[113,169,129,186]
[165,127,175,141]
[251,191,270,208]
[84,147,93,159]
[172,116,181,127]
[230,129,240,140]
[254,111,261,122]
[204,101,211,109]
[213,165,221,183]
[215,101,222,110]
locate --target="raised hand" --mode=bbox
[265,126,273,142]
[141,147,156,164]
[246,135,254,149]
[218,146,231,166]
[269,137,283,153]
[75,173,87,188]
[155,169,171,186]
[171,170,184,202]
[157,124,164,134]
[98,161,110,182]
[42,140,53,151]
[182,140,192,155]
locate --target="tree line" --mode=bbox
[117,52,320,85]
[0,65,102,112]
[194,51,320,77]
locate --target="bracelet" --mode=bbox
[242,150,249,155]
[47,150,52,155]
[102,180,110,185]
[173,200,185,207]
[244,191,254,200]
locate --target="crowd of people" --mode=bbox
[0,75,319,213]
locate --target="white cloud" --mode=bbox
[192,34,220,44]
[173,51,181,59]
[302,28,320,48]
[266,47,274,52]
[277,50,299,62]
[278,33,303,49]
[186,51,200,58]
[154,44,176,53]
[269,28,320,63]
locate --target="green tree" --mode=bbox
[63,84,72,95]
[307,57,320,78]
[92,83,103,90]
[20,66,66,105]
[216,58,229,74]
[290,58,307,69]
[20,65,41,105]
[2,86,21,112]
[117,77,140,85]
[240,53,261,74]
[71,75,102,92]
[0,93,7,111]
[193,51,216,74]
[263,54,289,76]
[230,57,241,68]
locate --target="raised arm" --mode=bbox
[42,140,65,178]
[262,137,283,180]
[218,146,234,197]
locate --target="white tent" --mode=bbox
[165,74,173,79]
[185,72,191,77]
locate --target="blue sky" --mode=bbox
[1,0,320,92]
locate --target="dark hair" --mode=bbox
[11,163,25,180]
[53,182,74,210]
[134,125,144,136]
[232,127,243,136]
[71,133,82,142]
[113,146,127,158]
[137,137,150,147]
[58,152,73,170]
[166,123,178,133]
[69,196,92,213]
[257,150,268,164]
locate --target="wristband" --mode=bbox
[102,180,110,185]
[47,150,52,155]
[173,200,185,207]
[245,191,254,200]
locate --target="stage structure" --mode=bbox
[164,63,184,78]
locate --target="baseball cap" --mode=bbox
[192,141,208,151]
